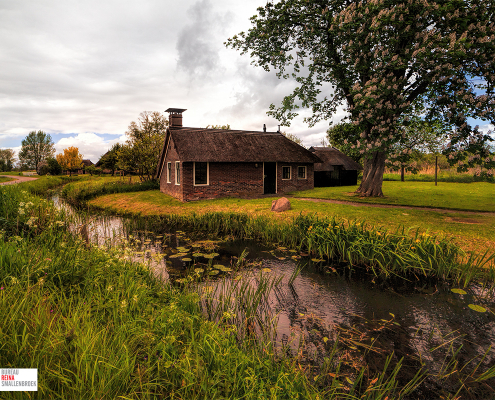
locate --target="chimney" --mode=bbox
[165,108,187,128]
[263,124,266,132]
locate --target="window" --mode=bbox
[297,166,307,179]
[175,162,180,185]
[194,162,209,186]
[282,166,291,180]
[167,162,171,183]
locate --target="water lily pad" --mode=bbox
[193,252,204,258]
[181,258,192,262]
[451,288,467,295]
[311,258,324,262]
[155,235,163,239]
[204,253,219,259]
[194,268,204,274]
[208,270,219,276]
[262,268,271,273]
[277,257,286,260]
[169,253,188,259]
[468,304,487,313]
[289,250,297,253]
[277,247,286,250]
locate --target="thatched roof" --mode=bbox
[309,147,362,171]
[162,127,321,163]
[82,159,94,167]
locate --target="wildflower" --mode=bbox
[107,285,114,291]
[415,239,420,243]
[133,294,138,303]
[121,300,127,309]
[0,287,4,290]
[308,225,313,231]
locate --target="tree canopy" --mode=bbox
[56,147,83,176]
[97,143,122,176]
[227,0,495,196]
[118,111,168,181]
[18,131,55,171]
[0,149,16,172]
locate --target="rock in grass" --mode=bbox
[271,197,291,212]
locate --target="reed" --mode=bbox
[61,177,158,206]
[115,209,494,286]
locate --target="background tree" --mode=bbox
[205,124,231,129]
[0,149,16,172]
[117,111,168,181]
[46,157,62,175]
[388,116,446,181]
[326,123,363,163]
[281,131,305,147]
[227,0,495,196]
[97,143,122,176]
[56,147,83,176]
[18,131,55,171]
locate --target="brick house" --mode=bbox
[156,109,321,201]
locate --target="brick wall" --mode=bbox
[277,163,314,193]
[159,139,184,201]
[160,142,315,201]
[183,162,263,201]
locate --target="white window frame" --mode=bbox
[193,162,209,186]
[282,166,291,180]
[175,161,180,185]
[297,166,307,179]
[167,162,171,183]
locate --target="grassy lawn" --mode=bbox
[0,176,16,183]
[89,189,495,255]
[292,181,495,212]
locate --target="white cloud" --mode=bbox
[54,133,122,163]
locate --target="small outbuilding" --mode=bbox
[309,147,362,187]
[156,109,321,201]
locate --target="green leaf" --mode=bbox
[468,304,486,313]
[451,288,467,295]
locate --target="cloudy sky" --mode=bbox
[0,0,342,163]
[0,0,492,163]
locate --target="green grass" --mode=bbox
[89,190,495,255]
[292,181,495,212]
[0,176,16,183]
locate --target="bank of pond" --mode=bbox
[0,182,494,399]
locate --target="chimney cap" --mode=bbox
[165,108,187,114]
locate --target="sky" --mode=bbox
[0,0,493,163]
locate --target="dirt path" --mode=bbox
[0,175,38,185]
[295,197,495,216]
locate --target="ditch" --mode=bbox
[54,194,495,399]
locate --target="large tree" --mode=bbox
[118,111,168,181]
[227,0,495,196]
[56,147,83,176]
[18,131,55,171]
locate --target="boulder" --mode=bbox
[271,197,291,212]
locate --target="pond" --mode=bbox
[53,195,495,397]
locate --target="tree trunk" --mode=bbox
[356,151,386,197]
[401,164,405,182]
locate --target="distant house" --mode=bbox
[77,159,94,174]
[156,109,321,201]
[309,147,362,187]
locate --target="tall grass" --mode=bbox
[61,178,159,206]
[119,210,495,286]
[0,185,324,399]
